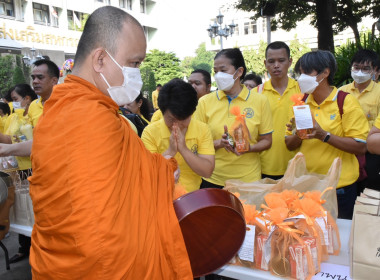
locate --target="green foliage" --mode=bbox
[289,35,311,73]
[180,43,215,78]
[140,65,156,100]
[0,55,15,97]
[242,40,267,75]
[12,66,26,85]
[334,32,380,87]
[142,49,182,86]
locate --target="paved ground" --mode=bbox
[0,232,31,280]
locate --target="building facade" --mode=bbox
[0,0,158,68]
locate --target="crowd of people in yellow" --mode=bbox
[0,5,380,279]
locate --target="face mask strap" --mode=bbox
[100,73,111,88]
[104,49,123,70]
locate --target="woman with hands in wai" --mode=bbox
[285,50,369,220]
[141,78,215,193]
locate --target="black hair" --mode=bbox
[351,49,379,68]
[135,92,151,121]
[294,50,337,85]
[33,59,60,78]
[158,78,198,120]
[0,102,10,115]
[13,84,38,101]
[4,87,14,102]
[156,84,162,88]
[191,69,212,86]
[74,6,142,67]
[265,41,291,58]
[243,73,262,86]
[214,48,247,80]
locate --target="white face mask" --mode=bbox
[214,69,239,91]
[297,73,323,94]
[351,70,372,84]
[100,50,143,106]
[12,102,22,109]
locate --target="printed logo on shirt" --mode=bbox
[191,144,198,155]
[244,108,254,118]
[330,114,336,120]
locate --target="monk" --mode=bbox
[28,6,192,279]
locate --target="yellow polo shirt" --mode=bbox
[286,87,369,188]
[4,109,32,170]
[194,86,273,186]
[151,109,163,123]
[0,115,8,134]
[253,78,300,175]
[152,90,159,110]
[339,80,380,127]
[141,118,215,192]
[28,97,44,127]
[374,113,380,129]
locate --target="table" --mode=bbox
[9,224,33,237]
[214,219,352,280]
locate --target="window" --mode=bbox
[244,20,257,35]
[127,0,132,10]
[51,6,59,27]
[262,19,266,33]
[140,0,145,13]
[0,0,14,17]
[119,0,126,8]
[67,10,84,30]
[33,3,50,25]
[250,21,257,34]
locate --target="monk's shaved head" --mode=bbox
[74,6,143,67]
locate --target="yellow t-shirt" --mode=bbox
[152,90,159,110]
[339,81,380,127]
[194,86,273,186]
[286,87,369,188]
[374,113,380,129]
[141,118,215,192]
[151,109,163,123]
[4,109,32,170]
[0,115,8,134]
[28,97,44,127]
[253,78,300,175]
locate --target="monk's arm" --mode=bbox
[0,140,33,157]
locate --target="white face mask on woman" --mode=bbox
[297,73,324,94]
[214,69,238,91]
[351,70,372,84]
[100,50,143,106]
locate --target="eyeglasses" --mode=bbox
[351,65,373,74]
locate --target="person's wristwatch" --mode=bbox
[323,132,331,143]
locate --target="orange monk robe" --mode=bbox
[29,75,192,279]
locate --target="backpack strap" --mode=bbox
[336,90,349,118]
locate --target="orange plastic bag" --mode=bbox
[229,106,250,153]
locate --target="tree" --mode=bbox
[236,0,380,52]
[142,49,182,85]
[12,66,26,85]
[140,65,156,100]
[180,43,215,78]
[288,35,311,71]
[0,55,15,97]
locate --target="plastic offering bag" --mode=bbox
[229,106,250,153]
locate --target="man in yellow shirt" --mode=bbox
[28,59,59,127]
[142,78,215,192]
[339,49,380,192]
[252,41,300,179]
[151,84,162,111]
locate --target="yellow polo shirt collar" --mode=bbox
[216,85,250,101]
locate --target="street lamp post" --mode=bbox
[207,11,236,51]
[22,47,43,66]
